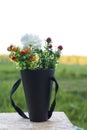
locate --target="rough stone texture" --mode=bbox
[0,112,75,130]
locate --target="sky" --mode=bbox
[0,0,87,56]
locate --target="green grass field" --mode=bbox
[0,60,87,129]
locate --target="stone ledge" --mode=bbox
[0,112,75,130]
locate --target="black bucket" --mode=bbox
[21,69,54,122]
[10,69,59,122]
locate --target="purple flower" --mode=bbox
[48,44,52,48]
[46,37,52,43]
[58,45,63,50]
[49,50,53,54]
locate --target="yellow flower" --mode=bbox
[35,54,39,61]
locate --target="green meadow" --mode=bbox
[0,57,87,129]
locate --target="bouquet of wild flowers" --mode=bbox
[7,34,63,70]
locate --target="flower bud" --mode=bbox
[29,55,35,61]
[12,56,17,61]
[7,45,14,51]
[49,50,53,54]
[12,47,18,52]
[58,45,63,50]
[25,48,31,54]
[46,37,52,43]
[20,50,26,55]
[48,44,52,48]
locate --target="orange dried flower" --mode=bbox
[29,55,35,61]
[12,47,18,52]
[7,45,14,51]
[20,50,26,55]
[25,48,31,54]
[12,56,17,61]
[7,45,18,52]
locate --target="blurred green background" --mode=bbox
[0,55,87,129]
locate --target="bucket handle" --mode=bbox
[10,77,59,119]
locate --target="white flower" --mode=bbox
[21,34,42,49]
[57,49,61,55]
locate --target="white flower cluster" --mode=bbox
[21,34,42,49]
